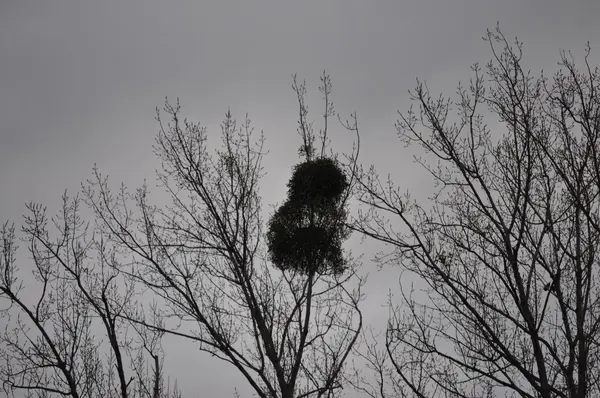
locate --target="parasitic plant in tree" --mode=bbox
[267,156,350,276]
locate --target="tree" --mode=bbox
[0,194,179,398]
[353,26,600,398]
[82,73,364,398]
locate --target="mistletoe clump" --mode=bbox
[286,158,348,206]
[267,157,349,275]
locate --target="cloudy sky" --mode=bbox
[1,0,600,396]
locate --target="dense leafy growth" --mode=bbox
[267,157,349,275]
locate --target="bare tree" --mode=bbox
[0,194,179,398]
[353,25,600,398]
[82,73,364,398]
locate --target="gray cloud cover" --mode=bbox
[1,0,599,396]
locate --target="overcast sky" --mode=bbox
[2,0,600,396]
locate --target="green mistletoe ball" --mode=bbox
[267,157,349,275]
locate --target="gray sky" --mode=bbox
[2,0,600,396]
